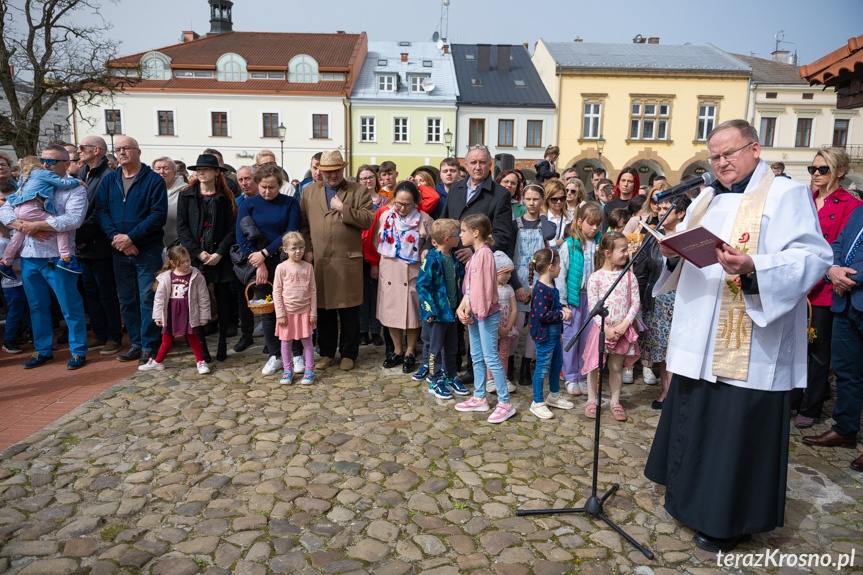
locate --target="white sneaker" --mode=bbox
[530,401,554,419]
[262,355,281,376]
[546,394,574,409]
[622,366,634,384]
[293,355,305,373]
[196,361,210,374]
[487,380,497,394]
[507,381,516,393]
[643,366,658,385]
[138,358,164,371]
[253,322,264,337]
[565,381,581,395]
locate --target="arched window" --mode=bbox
[140,52,171,80]
[288,55,319,84]
[217,53,247,82]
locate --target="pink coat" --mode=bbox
[463,244,500,321]
[152,267,211,328]
[272,260,317,318]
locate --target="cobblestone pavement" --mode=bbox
[1,340,861,575]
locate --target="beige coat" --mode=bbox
[300,179,374,309]
[153,267,211,328]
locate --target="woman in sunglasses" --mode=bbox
[791,147,861,429]
[542,180,572,250]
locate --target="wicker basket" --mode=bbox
[245,281,275,315]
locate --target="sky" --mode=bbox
[95,0,862,65]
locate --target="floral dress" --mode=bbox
[643,290,675,363]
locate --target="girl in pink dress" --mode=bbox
[273,232,317,385]
[581,232,641,422]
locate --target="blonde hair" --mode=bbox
[595,232,627,270]
[432,218,459,244]
[413,170,435,188]
[572,201,603,245]
[152,246,191,291]
[17,156,42,187]
[282,231,304,249]
[815,147,851,186]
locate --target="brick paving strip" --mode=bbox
[0,342,861,574]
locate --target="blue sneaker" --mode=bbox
[0,263,17,281]
[56,257,83,275]
[448,376,470,396]
[280,370,294,385]
[431,379,453,400]
[23,353,54,369]
[67,355,86,370]
[411,363,430,381]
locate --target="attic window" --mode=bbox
[216,53,247,82]
[802,93,814,100]
[765,92,777,99]
[465,54,475,61]
[288,54,319,83]
[250,72,285,80]
[514,79,526,87]
[377,59,388,66]
[399,41,411,47]
[423,60,433,68]
[471,78,483,86]
[141,52,171,80]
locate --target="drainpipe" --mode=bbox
[745,79,754,126]
[343,93,351,171]
[555,71,562,147]
[70,98,78,145]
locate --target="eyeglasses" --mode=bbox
[78,144,96,151]
[115,146,138,153]
[39,158,67,166]
[358,176,376,182]
[393,201,415,209]
[807,165,830,175]
[708,141,755,165]
[281,246,305,252]
[0,163,9,169]
[467,145,489,152]
[565,188,578,194]
[548,196,565,203]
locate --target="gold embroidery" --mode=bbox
[719,309,748,349]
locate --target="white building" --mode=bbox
[1,82,71,163]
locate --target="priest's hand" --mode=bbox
[716,244,754,276]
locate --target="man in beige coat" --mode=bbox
[300,151,374,371]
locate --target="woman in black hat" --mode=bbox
[176,154,238,361]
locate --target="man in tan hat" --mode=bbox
[300,150,374,371]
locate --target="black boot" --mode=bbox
[518,358,532,386]
[461,359,474,385]
[507,355,515,381]
[216,339,227,362]
[199,334,212,363]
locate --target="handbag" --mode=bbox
[230,244,256,285]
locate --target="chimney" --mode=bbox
[477,44,491,71]
[443,45,449,55]
[497,45,511,72]
[183,30,200,43]
[771,49,790,64]
[400,53,408,63]
[208,0,233,35]
[647,37,659,44]
[573,36,583,42]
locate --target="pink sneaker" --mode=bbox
[488,402,516,424]
[455,396,489,412]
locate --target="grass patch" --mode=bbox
[100,524,127,541]
[453,502,469,510]
[9,468,21,474]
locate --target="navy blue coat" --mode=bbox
[830,205,863,313]
[95,163,168,252]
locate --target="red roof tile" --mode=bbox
[800,35,863,86]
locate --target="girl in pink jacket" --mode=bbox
[273,232,317,386]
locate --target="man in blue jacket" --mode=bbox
[95,136,167,364]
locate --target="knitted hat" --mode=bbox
[493,251,514,274]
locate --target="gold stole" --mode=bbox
[676,170,774,380]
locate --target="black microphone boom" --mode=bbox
[652,172,715,203]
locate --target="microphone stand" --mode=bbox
[515,196,688,561]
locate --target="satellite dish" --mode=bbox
[422,80,436,93]
[633,34,644,43]
[443,0,450,5]
[432,31,440,42]
[436,39,444,50]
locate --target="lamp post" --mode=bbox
[596,135,606,172]
[106,119,116,154]
[278,122,287,169]
[444,128,453,157]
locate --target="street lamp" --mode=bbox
[596,135,606,172]
[278,122,287,169]
[106,119,116,154]
[443,128,454,158]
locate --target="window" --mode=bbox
[498,119,514,147]
[378,74,396,92]
[629,98,670,140]
[465,53,475,61]
[426,117,442,143]
[583,103,601,139]
[211,112,228,137]
[250,72,285,80]
[470,78,482,87]
[262,113,279,138]
[288,54,319,83]
[697,104,717,141]
[526,120,543,148]
[410,76,428,94]
[104,109,122,135]
[802,93,814,100]
[321,73,344,81]
[158,111,174,136]
[360,116,376,142]
[514,79,526,87]
[469,119,485,146]
[759,117,776,147]
[194,71,213,78]
[833,119,849,147]
[422,60,433,68]
[141,52,171,80]
[313,114,329,139]
[795,118,812,147]
[393,117,409,143]
[766,92,778,99]
[377,59,388,66]
[216,53,247,82]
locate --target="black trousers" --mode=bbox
[199,281,233,354]
[252,280,280,358]
[428,321,458,380]
[791,305,834,418]
[236,277,255,336]
[317,305,360,361]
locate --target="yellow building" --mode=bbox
[533,39,751,188]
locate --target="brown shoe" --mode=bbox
[851,454,863,472]
[100,341,122,355]
[315,356,334,370]
[801,429,856,448]
[340,357,355,371]
[86,338,106,349]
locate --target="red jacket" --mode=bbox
[809,187,863,306]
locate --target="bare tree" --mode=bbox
[0,0,139,157]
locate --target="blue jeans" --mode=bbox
[113,247,161,352]
[2,285,29,343]
[532,323,563,403]
[80,257,122,342]
[468,310,509,403]
[831,305,863,439]
[21,258,87,356]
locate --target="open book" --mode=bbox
[639,220,728,268]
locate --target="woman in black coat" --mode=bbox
[177,154,238,361]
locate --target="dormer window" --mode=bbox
[378,74,396,92]
[217,53,247,82]
[410,75,429,94]
[141,52,171,80]
[288,55,319,83]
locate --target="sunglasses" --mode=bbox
[807,165,830,175]
[548,196,565,202]
[39,158,67,166]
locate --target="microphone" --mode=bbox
[652,172,715,204]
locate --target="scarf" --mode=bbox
[377,207,422,263]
